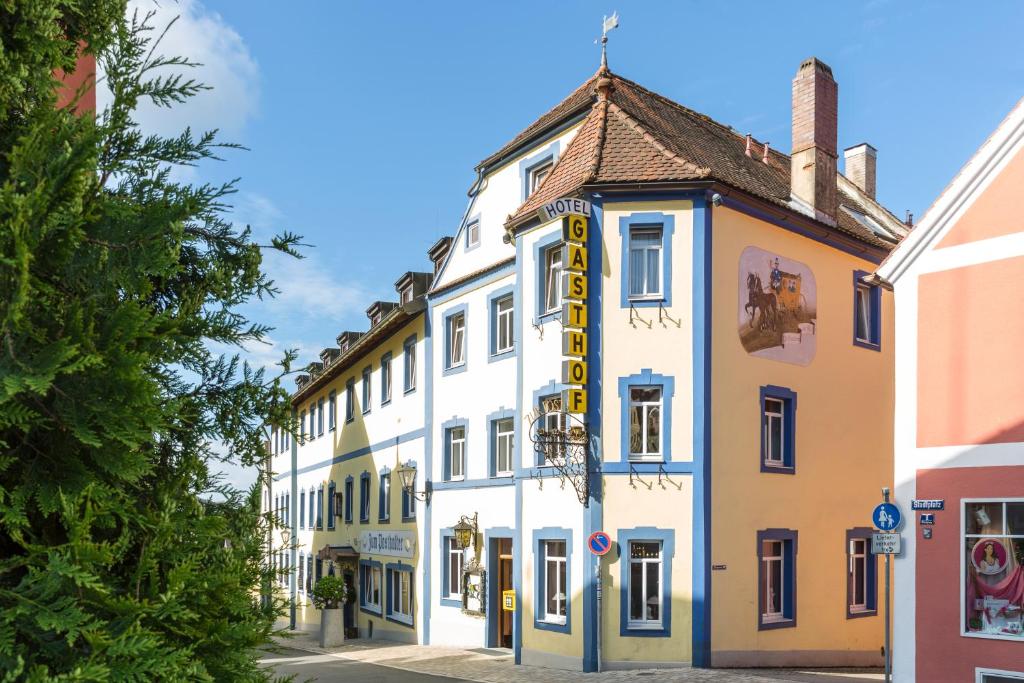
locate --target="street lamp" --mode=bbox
[395,461,429,502]
[453,512,478,551]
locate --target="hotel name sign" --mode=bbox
[358,530,416,559]
[558,206,589,418]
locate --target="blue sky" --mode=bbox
[124,0,1023,486]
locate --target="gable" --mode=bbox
[934,143,1024,248]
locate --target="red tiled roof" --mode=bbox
[503,69,907,250]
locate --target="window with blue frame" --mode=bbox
[760,385,796,473]
[758,529,797,630]
[317,398,324,436]
[360,561,382,614]
[846,528,877,618]
[299,490,305,529]
[401,468,416,520]
[386,564,414,625]
[628,227,663,300]
[344,478,353,524]
[381,352,392,404]
[445,310,466,371]
[536,536,570,631]
[444,426,465,481]
[327,481,336,530]
[378,471,391,522]
[527,158,553,196]
[328,391,336,431]
[541,242,563,315]
[490,294,514,357]
[441,535,464,603]
[316,484,323,529]
[308,487,314,528]
[345,379,355,422]
[299,410,306,441]
[619,527,674,638]
[465,219,480,249]
[359,474,370,522]
[492,418,514,476]
[308,401,316,441]
[403,335,417,392]
[853,270,881,349]
[362,365,372,413]
[619,213,674,308]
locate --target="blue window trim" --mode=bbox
[757,528,797,630]
[308,486,315,529]
[299,489,306,530]
[533,527,573,634]
[359,471,371,523]
[385,561,415,627]
[441,303,469,376]
[534,228,564,324]
[617,370,676,464]
[846,527,878,619]
[403,334,418,394]
[344,476,354,524]
[439,529,462,607]
[316,483,323,529]
[400,460,416,521]
[486,407,517,478]
[852,270,882,350]
[441,417,468,481]
[619,212,675,308]
[328,391,337,431]
[307,402,315,441]
[359,559,383,615]
[531,380,569,467]
[327,480,336,530]
[378,466,391,523]
[518,141,560,202]
[487,285,516,362]
[317,397,325,436]
[380,352,393,406]
[299,410,306,441]
[618,527,674,638]
[361,365,372,415]
[760,385,797,474]
[345,378,355,423]
[464,213,482,252]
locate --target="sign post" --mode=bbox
[872,488,902,683]
[588,532,611,672]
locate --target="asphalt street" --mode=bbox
[258,645,470,682]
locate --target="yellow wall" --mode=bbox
[709,206,893,662]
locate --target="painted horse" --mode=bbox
[745,272,778,331]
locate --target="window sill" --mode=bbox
[401,515,416,523]
[628,456,663,463]
[853,338,881,352]
[759,615,795,631]
[847,607,877,619]
[536,310,560,325]
[761,461,795,475]
[386,613,414,628]
[623,623,669,638]
[626,296,667,309]
[403,386,417,395]
[442,363,468,377]
[534,618,570,634]
[962,630,1024,641]
[359,518,369,524]
[378,517,390,524]
[488,348,515,363]
[359,605,382,617]
[493,472,513,479]
[439,597,462,608]
[381,398,392,407]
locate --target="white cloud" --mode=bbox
[99,0,260,140]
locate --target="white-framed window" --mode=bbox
[389,568,413,623]
[542,540,567,624]
[381,354,392,404]
[849,537,868,612]
[628,541,662,628]
[447,427,465,480]
[976,668,1024,682]
[544,244,563,314]
[494,418,514,476]
[762,540,785,622]
[379,472,390,521]
[361,366,371,413]
[494,295,514,355]
[404,337,416,392]
[963,499,1024,640]
[447,312,465,368]
[764,397,784,466]
[466,220,480,248]
[854,284,872,343]
[628,227,663,299]
[628,386,662,461]
[447,538,464,598]
[539,394,566,464]
[529,160,553,194]
[362,563,382,612]
[400,286,413,305]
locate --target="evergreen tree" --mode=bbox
[1,3,298,679]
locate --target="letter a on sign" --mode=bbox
[561,359,587,385]
[562,330,587,357]
[563,214,587,244]
[563,243,587,272]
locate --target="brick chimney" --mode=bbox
[844,143,877,199]
[791,57,838,224]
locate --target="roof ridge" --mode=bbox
[606,101,711,175]
[585,96,611,182]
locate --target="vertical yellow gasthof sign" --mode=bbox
[560,213,588,417]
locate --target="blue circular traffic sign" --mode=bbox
[588,531,612,556]
[872,502,902,531]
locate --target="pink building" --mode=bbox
[876,99,1024,682]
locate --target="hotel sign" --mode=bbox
[559,209,589,417]
[538,197,591,223]
[358,530,416,559]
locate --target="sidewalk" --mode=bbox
[271,632,884,683]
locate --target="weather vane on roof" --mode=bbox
[598,11,619,69]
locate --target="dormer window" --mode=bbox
[529,160,553,194]
[341,342,349,353]
[400,287,413,305]
[371,313,381,327]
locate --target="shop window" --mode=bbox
[760,385,796,474]
[360,561,382,614]
[847,528,877,617]
[963,500,1024,639]
[387,565,414,626]
[853,270,881,349]
[758,529,797,630]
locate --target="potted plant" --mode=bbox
[311,575,350,647]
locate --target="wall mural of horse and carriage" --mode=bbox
[737,246,818,366]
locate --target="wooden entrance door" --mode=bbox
[497,538,513,648]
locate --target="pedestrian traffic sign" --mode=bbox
[871,532,902,555]
[587,531,611,556]
[872,502,902,531]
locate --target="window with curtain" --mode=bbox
[964,500,1024,639]
[389,568,413,624]
[628,541,662,628]
[628,386,662,460]
[542,540,567,625]
[628,227,663,299]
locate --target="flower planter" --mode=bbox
[319,607,344,648]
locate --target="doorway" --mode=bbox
[494,538,513,649]
[342,569,355,631]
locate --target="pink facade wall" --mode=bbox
[936,145,1024,248]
